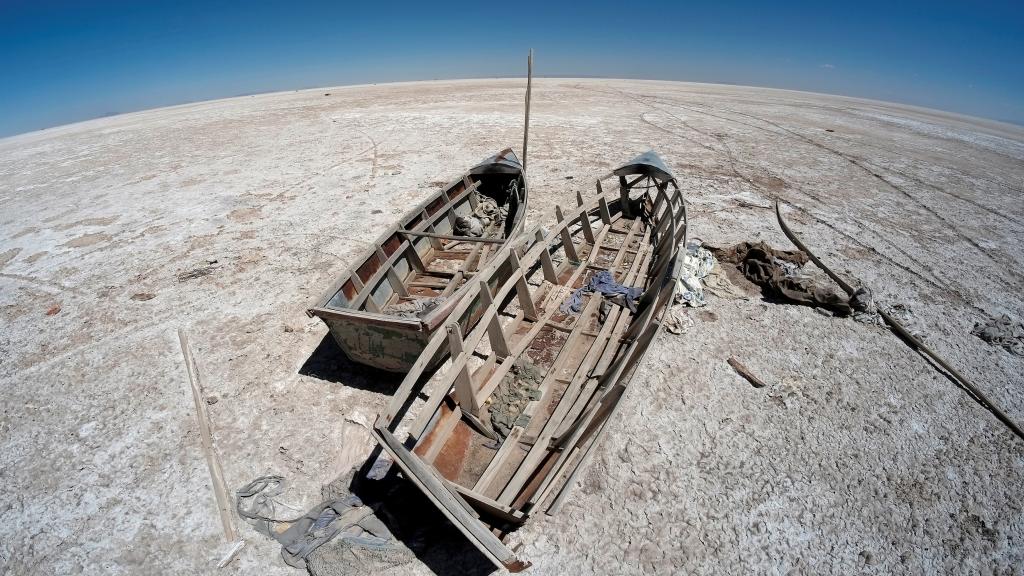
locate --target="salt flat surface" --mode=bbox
[1,79,1022,575]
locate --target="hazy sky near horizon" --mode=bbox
[1,0,1021,137]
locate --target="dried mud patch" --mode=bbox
[54,215,120,230]
[62,233,112,248]
[0,247,22,269]
[228,207,262,223]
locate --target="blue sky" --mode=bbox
[0,0,1021,137]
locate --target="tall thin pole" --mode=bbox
[522,49,533,171]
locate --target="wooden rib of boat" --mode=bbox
[370,152,686,571]
[307,149,530,372]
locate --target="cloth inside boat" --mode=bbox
[488,360,543,440]
[560,271,643,315]
[382,296,445,318]
[454,189,509,238]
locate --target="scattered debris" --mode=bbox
[664,307,693,335]
[130,292,156,301]
[216,540,246,569]
[727,357,768,388]
[673,241,716,307]
[177,259,220,282]
[972,314,1024,356]
[382,296,446,319]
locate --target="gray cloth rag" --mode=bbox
[236,475,398,571]
[972,314,1024,356]
[560,271,642,314]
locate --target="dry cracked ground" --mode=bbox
[1,79,1022,575]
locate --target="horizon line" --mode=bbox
[3,75,1022,142]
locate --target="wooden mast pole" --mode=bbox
[522,49,533,171]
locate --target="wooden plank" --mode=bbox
[422,404,463,463]
[178,329,237,543]
[618,175,632,218]
[509,249,539,322]
[537,230,558,284]
[446,481,527,524]
[470,220,632,497]
[350,240,413,310]
[479,280,511,359]
[377,246,409,298]
[409,269,527,438]
[598,196,612,224]
[448,324,481,416]
[554,206,580,262]
[579,209,596,245]
[464,218,620,426]
[545,320,663,515]
[399,229,506,244]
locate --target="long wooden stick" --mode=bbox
[522,49,533,171]
[775,201,1024,443]
[178,328,237,542]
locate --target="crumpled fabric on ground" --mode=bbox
[560,270,642,314]
[664,307,694,335]
[237,474,411,573]
[673,241,716,307]
[383,296,445,319]
[972,314,1024,356]
[711,241,853,315]
[702,267,747,300]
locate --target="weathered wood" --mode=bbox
[479,280,511,359]
[522,49,533,171]
[537,230,558,283]
[509,249,539,322]
[448,324,481,416]
[598,196,612,224]
[377,246,410,299]
[446,480,527,524]
[178,329,236,543]
[399,229,506,244]
[728,357,768,388]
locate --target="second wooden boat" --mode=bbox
[307,149,529,372]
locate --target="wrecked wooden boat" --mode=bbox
[307,149,529,372]
[371,152,686,571]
